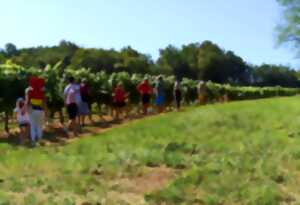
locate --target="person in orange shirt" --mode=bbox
[137,78,153,115]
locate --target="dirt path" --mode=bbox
[0,111,166,147]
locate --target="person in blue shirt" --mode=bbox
[154,75,166,113]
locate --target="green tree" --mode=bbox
[253,64,299,87]
[4,43,18,58]
[277,0,300,53]
[157,45,195,79]
[0,52,6,64]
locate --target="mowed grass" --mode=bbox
[1,97,300,204]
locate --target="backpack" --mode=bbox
[28,77,45,107]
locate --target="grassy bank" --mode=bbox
[1,96,300,204]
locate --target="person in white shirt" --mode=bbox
[14,98,29,144]
[64,77,79,137]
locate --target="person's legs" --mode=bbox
[199,94,206,105]
[75,108,82,132]
[29,111,37,144]
[160,105,164,113]
[71,119,78,136]
[81,115,85,127]
[115,107,120,120]
[67,117,77,137]
[156,95,164,113]
[88,114,93,123]
[30,124,37,145]
[143,104,148,115]
[67,103,78,137]
[19,126,26,144]
[176,98,181,111]
[161,96,166,112]
[157,105,164,113]
[83,102,90,125]
[36,110,44,141]
[87,102,93,123]
[156,104,160,113]
[119,102,126,119]
[142,94,150,115]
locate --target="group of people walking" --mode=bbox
[13,75,208,146]
[64,77,94,137]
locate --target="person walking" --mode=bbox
[173,80,182,111]
[154,75,166,113]
[64,77,79,137]
[74,80,83,129]
[112,82,128,120]
[26,77,46,147]
[14,98,29,144]
[80,79,93,126]
[137,78,153,115]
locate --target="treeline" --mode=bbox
[0,62,299,132]
[0,40,299,88]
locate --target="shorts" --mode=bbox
[155,95,165,106]
[67,103,78,120]
[114,101,126,108]
[19,122,28,127]
[142,94,151,105]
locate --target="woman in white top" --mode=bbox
[64,77,79,137]
[14,98,29,144]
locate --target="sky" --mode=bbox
[0,0,298,68]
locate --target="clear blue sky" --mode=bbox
[0,0,298,68]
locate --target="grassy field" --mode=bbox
[1,97,300,204]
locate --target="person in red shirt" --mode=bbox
[137,78,153,115]
[80,79,94,126]
[112,83,128,120]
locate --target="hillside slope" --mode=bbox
[1,97,300,204]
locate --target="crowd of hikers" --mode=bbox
[13,75,209,147]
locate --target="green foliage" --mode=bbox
[3,40,300,87]
[0,62,299,118]
[253,64,299,87]
[276,0,300,52]
[157,41,251,84]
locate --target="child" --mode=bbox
[112,83,128,120]
[137,78,153,115]
[14,98,29,144]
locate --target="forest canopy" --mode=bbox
[0,40,299,87]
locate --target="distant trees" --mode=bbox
[157,41,251,84]
[0,39,298,88]
[11,40,78,68]
[252,64,299,87]
[4,43,18,57]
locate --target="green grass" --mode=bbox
[1,96,300,204]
